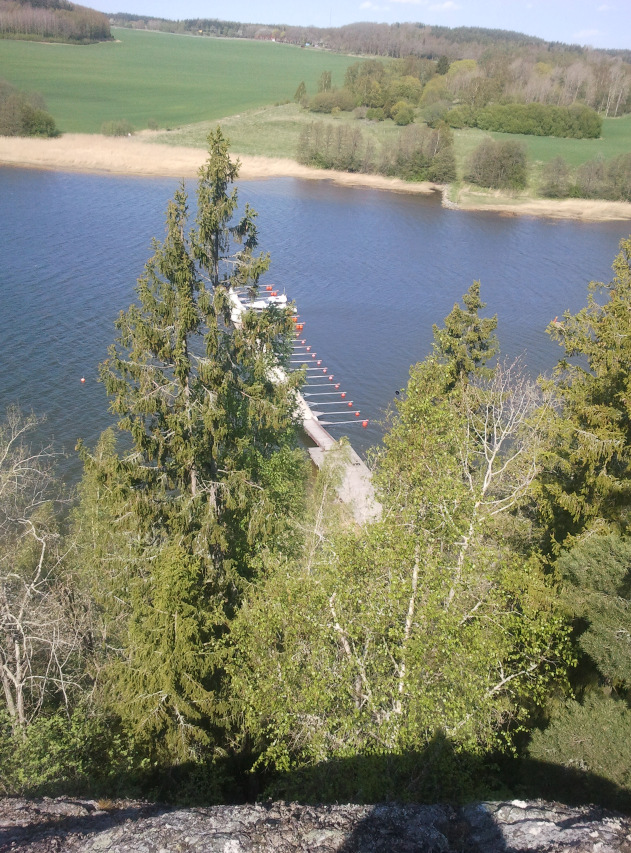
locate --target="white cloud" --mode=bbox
[390,0,425,5]
[597,3,615,9]
[359,1,389,8]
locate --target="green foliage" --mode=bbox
[436,55,450,75]
[557,534,631,689]
[308,88,356,114]
[390,100,415,126]
[432,280,498,389]
[230,297,570,799]
[297,120,456,183]
[93,129,306,761]
[466,137,528,189]
[452,103,602,139]
[528,692,631,801]
[293,80,306,103]
[538,237,631,545]
[100,119,134,136]
[0,80,58,137]
[0,708,144,798]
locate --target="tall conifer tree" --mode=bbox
[94,129,305,759]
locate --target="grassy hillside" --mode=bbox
[0,27,356,132]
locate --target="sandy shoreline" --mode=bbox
[1,132,630,222]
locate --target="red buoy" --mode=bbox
[341,392,346,398]
[362,420,368,428]
[355,411,360,417]
[80,377,85,384]
[335,384,340,390]
[348,402,353,407]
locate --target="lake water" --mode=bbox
[1,165,628,481]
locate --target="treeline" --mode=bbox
[2,132,631,809]
[541,152,631,201]
[109,14,631,118]
[297,121,456,182]
[445,102,602,138]
[0,78,58,136]
[0,0,110,43]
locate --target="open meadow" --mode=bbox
[0,27,356,133]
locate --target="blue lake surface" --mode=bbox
[0,165,628,480]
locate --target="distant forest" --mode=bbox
[109,15,631,118]
[0,0,111,43]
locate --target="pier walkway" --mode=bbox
[229,290,381,525]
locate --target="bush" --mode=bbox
[466,138,528,190]
[391,100,415,126]
[0,84,59,138]
[101,119,135,137]
[308,89,356,114]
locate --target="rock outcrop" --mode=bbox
[1,797,630,852]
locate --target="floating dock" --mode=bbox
[230,288,381,525]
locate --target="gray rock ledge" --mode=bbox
[1,797,631,852]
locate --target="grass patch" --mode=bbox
[152,102,406,159]
[0,28,356,133]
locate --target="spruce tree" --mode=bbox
[432,281,498,391]
[538,236,631,547]
[94,129,305,759]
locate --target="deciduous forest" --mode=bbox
[1,130,631,809]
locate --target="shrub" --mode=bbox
[101,119,135,137]
[391,100,415,126]
[466,138,527,190]
[0,84,58,138]
[308,89,356,114]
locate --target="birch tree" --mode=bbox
[0,408,83,733]
[230,304,569,794]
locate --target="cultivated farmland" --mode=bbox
[0,27,356,133]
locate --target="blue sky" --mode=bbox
[92,0,631,49]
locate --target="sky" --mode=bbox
[89,0,631,50]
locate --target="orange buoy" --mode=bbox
[317,360,322,365]
[80,377,85,384]
[306,346,311,351]
[266,285,273,291]
[311,353,316,358]
[362,420,368,428]
[328,375,334,380]
[348,401,353,407]
[341,392,346,398]
[355,411,360,417]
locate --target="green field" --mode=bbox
[0,28,356,133]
